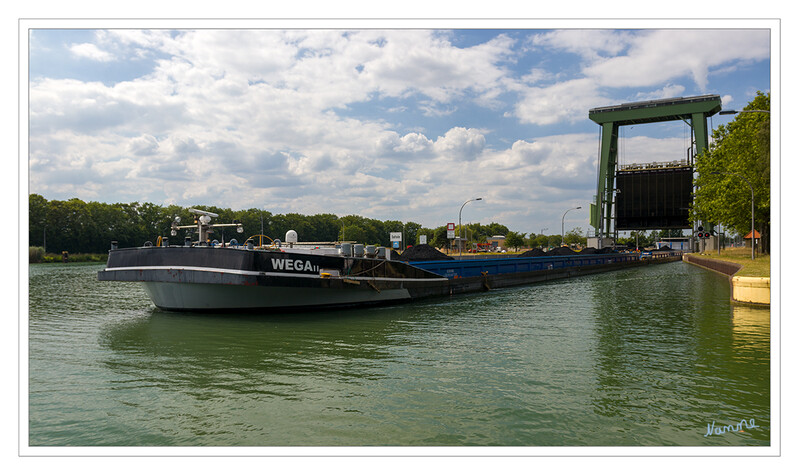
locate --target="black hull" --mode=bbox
[98,246,682,312]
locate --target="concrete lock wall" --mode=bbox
[682,254,769,306]
[731,276,771,306]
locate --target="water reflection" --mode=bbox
[588,262,770,445]
[97,307,412,399]
[731,305,770,356]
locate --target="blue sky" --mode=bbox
[26,23,773,237]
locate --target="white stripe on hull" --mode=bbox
[141,281,412,310]
[104,266,447,283]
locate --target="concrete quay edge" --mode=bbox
[682,254,770,306]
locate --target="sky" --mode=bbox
[26,23,773,237]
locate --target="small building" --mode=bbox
[656,237,691,251]
[744,230,761,248]
[488,235,506,249]
[450,237,467,251]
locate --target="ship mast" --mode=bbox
[171,208,243,245]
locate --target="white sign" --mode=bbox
[447,223,455,239]
[419,235,427,245]
[390,232,402,242]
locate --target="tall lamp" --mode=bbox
[459,198,482,256]
[561,206,582,246]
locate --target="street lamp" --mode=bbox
[719,109,770,115]
[459,197,482,257]
[711,171,755,260]
[561,206,582,246]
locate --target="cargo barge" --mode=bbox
[97,209,682,312]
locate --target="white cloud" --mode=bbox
[720,94,734,109]
[583,30,769,90]
[356,31,515,106]
[376,132,434,157]
[69,43,114,62]
[633,85,686,101]
[530,30,633,62]
[515,78,611,125]
[433,127,487,161]
[128,135,159,156]
[516,29,769,124]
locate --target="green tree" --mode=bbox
[309,213,341,242]
[693,91,770,253]
[403,221,422,248]
[504,231,526,251]
[563,227,586,247]
[431,226,450,250]
[341,225,368,244]
[45,198,90,253]
[532,234,550,248]
[29,194,48,250]
[28,196,534,256]
[616,231,648,249]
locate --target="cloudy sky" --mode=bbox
[26,23,772,236]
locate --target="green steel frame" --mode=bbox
[588,95,722,237]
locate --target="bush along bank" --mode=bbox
[29,248,107,264]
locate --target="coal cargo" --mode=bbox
[518,248,546,258]
[545,247,578,256]
[399,244,454,261]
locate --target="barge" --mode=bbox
[98,209,682,312]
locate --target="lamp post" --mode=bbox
[719,109,770,115]
[561,206,582,246]
[711,171,755,260]
[459,197,482,257]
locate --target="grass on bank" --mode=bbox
[29,247,107,264]
[695,247,770,277]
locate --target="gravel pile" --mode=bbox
[518,248,547,257]
[545,246,578,256]
[597,247,620,254]
[398,244,454,261]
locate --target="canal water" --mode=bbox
[27,261,770,447]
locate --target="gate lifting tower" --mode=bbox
[588,94,722,248]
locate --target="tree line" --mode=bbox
[31,194,578,254]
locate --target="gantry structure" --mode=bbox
[588,94,722,239]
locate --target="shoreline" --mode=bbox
[683,253,770,306]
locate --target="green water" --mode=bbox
[28,261,770,446]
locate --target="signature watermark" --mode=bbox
[704,418,759,437]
